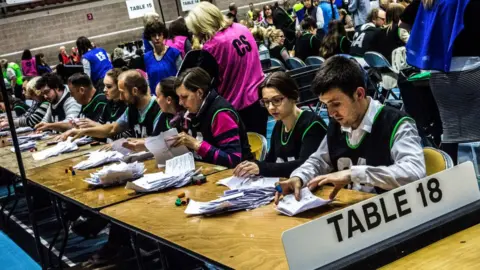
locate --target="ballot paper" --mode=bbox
[10,141,36,152]
[72,136,93,146]
[184,187,275,215]
[73,150,124,170]
[15,127,34,134]
[145,129,189,165]
[84,162,145,187]
[276,188,331,216]
[9,133,47,145]
[217,176,279,190]
[125,153,197,192]
[122,151,154,163]
[111,138,132,156]
[32,139,79,160]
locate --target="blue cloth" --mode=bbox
[0,231,41,270]
[143,34,153,53]
[320,1,339,33]
[407,0,470,72]
[144,47,180,95]
[348,0,370,27]
[82,48,113,83]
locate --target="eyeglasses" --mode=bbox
[260,96,286,107]
[378,17,386,21]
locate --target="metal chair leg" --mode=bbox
[55,198,70,270]
[156,242,169,270]
[48,196,62,268]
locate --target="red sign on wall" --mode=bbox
[87,13,94,20]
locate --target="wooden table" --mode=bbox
[27,158,225,210]
[101,170,375,270]
[382,224,480,270]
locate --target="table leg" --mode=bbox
[156,242,169,270]
[48,195,62,268]
[131,231,145,270]
[55,198,70,270]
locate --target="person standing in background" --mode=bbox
[165,17,192,58]
[273,0,297,50]
[21,49,37,77]
[247,2,254,19]
[349,0,371,30]
[76,36,113,91]
[142,12,161,54]
[316,0,340,38]
[1,59,24,101]
[227,3,239,23]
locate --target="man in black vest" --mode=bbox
[274,56,425,202]
[349,8,386,57]
[67,73,107,125]
[60,70,160,141]
[35,73,81,132]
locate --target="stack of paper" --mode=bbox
[217,176,279,190]
[32,140,78,160]
[84,162,145,187]
[111,138,132,156]
[126,152,197,192]
[10,141,36,152]
[145,129,189,165]
[10,133,47,145]
[73,150,124,170]
[276,188,331,216]
[185,187,275,216]
[72,136,93,146]
[15,127,34,134]
[122,151,154,163]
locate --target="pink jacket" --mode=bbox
[21,58,38,76]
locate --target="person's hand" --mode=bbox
[0,102,5,112]
[169,132,201,151]
[35,122,51,132]
[122,139,147,152]
[306,169,352,200]
[233,161,260,177]
[58,128,83,141]
[75,118,100,129]
[274,177,303,205]
[0,121,9,129]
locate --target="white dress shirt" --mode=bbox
[291,98,426,192]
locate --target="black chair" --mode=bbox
[287,65,320,112]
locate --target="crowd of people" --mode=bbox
[0,0,478,267]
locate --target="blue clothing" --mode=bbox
[407,0,470,72]
[144,47,181,95]
[82,48,113,83]
[348,0,370,27]
[143,34,153,53]
[320,1,339,33]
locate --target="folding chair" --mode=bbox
[270,58,285,69]
[305,56,325,66]
[364,51,401,105]
[423,147,454,176]
[286,57,306,70]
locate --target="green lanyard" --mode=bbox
[281,110,304,146]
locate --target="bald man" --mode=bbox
[60,70,160,140]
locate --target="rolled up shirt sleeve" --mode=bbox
[350,120,426,190]
[291,137,334,186]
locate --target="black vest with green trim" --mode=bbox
[51,92,70,122]
[152,112,175,136]
[191,91,253,161]
[127,98,161,138]
[78,90,107,122]
[13,100,30,117]
[294,32,320,61]
[101,99,127,124]
[327,105,410,193]
[271,110,327,163]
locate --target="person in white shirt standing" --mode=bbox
[274,56,426,202]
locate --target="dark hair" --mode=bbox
[312,55,365,98]
[168,18,189,39]
[76,36,93,57]
[105,68,124,85]
[68,73,93,89]
[258,71,299,100]
[135,49,144,56]
[263,4,273,17]
[174,67,212,97]
[301,16,316,31]
[21,49,33,60]
[144,21,168,41]
[229,3,237,11]
[22,76,33,83]
[320,20,347,59]
[119,70,149,95]
[36,73,65,92]
[367,7,380,22]
[34,53,43,67]
[159,76,179,106]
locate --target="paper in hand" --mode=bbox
[145,129,189,165]
[111,138,132,156]
[276,188,331,216]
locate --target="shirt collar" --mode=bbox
[341,98,382,134]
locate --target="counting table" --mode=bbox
[381,223,480,269]
[100,169,375,270]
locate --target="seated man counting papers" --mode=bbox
[275,56,426,203]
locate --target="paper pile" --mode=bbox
[216,176,278,190]
[10,133,47,145]
[0,127,35,137]
[73,150,125,170]
[185,187,276,215]
[111,138,132,156]
[84,162,145,187]
[72,136,93,146]
[32,140,78,160]
[145,129,189,165]
[276,188,331,216]
[10,141,36,152]
[126,152,197,192]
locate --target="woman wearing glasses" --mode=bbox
[267,28,290,66]
[234,72,327,178]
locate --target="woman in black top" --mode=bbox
[234,71,327,178]
[267,28,290,65]
[261,4,275,28]
[320,20,351,59]
[295,16,322,61]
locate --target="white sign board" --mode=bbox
[180,0,200,12]
[6,0,38,4]
[126,0,155,19]
[282,162,480,270]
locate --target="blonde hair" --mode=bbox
[143,12,160,26]
[185,2,227,41]
[266,28,283,46]
[26,77,42,97]
[251,26,266,42]
[113,48,124,60]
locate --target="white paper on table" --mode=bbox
[10,141,36,152]
[145,129,189,165]
[84,162,145,186]
[32,139,78,160]
[15,127,34,134]
[276,188,331,216]
[216,176,279,190]
[73,150,124,170]
[111,138,132,156]
[165,152,195,175]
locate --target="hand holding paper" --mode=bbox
[276,188,331,216]
[145,129,189,165]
